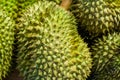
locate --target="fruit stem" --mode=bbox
[60,0,72,10]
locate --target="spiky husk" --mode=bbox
[0,10,15,80]
[0,0,18,18]
[71,0,120,36]
[16,1,92,80]
[17,0,39,10]
[16,0,39,19]
[16,0,62,21]
[48,0,62,4]
[17,0,61,12]
[16,0,61,26]
[89,32,120,80]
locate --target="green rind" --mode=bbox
[16,0,61,28]
[46,0,62,4]
[16,1,92,80]
[90,32,120,80]
[71,0,120,36]
[0,10,15,80]
[0,0,18,18]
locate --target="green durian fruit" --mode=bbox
[71,0,120,36]
[0,10,15,80]
[17,0,39,10]
[16,0,61,24]
[16,0,62,23]
[0,0,18,18]
[47,0,62,4]
[17,0,39,18]
[17,0,61,12]
[16,1,92,80]
[89,32,120,80]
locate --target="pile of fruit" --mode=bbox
[0,0,120,80]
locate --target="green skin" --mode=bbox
[71,0,120,37]
[16,1,92,80]
[0,10,15,80]
[17,0,40,17]
[105,0,120,4]
[89,33,120,80]
[17,0,61,10]
[48,0,62,4]
[0,0,18,19]
[16,0,61,27]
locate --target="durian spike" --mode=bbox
[60,0,72,10]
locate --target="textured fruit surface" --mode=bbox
[0,10,15,80]
[17,0,61,12]
[0,0,18,18]
[89,32,120,80]
[71,0,120,36]
[17,0,39,10]
[16,1,92,80]
[16,0,39,19]
[48,0,62,4]
[16,0,61,26]
[16,0,62,21]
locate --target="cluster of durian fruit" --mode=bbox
[0,0,120,80]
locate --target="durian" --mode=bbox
[48,0,62,4]
[89,32,120,80]
[16,0,39,19]
[0,10,15,80]
[0,0,18,18]
[71,0,120,36]
[16,1,92,80]
[16,0,61,24]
